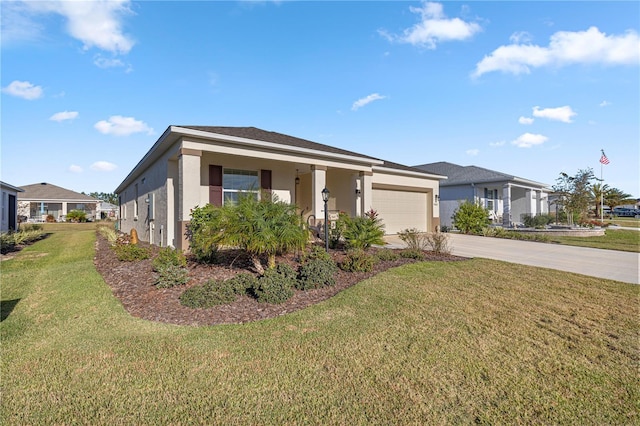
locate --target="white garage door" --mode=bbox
[372,189,428,235]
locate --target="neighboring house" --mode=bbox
[414,162,551,228]
[1,181,24,232]
[97,201,119,220]
[115,126,445,249]
[18,183,99,222]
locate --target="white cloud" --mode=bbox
[511,133,548,148]
[351,93,386,111]
[489,140,506,147]
[518,116,534,125]
[473,26,640,77]
[23,0,135,55]
[509,31,533,44]
[50,111,79,122]
[379,1,481,49]
[599,100,611,107]
[532,105,576,123]
[90,161,118,172]
[466,149,479,156]
[68,164,83,173]
[2,80,43,100]
[94,115,154,136]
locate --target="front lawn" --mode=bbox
[550,228,640,252]
[1,226,638,424]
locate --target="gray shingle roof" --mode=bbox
[414,161,549,188]
[18,183,98,202]
[179,126,440,176]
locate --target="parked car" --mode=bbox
[613,207,640,218]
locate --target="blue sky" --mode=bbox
[2,1,639,197]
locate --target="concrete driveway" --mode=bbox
[384,233,639,285]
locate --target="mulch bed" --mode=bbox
[93,234,466,326]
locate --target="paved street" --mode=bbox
[384,233,640,285]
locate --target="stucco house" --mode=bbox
[115,126,445,249]
[18,183,99,222]
[1,181,24,232]
[414,162,551,228]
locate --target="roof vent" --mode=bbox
[41,182,47,185]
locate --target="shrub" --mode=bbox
[186,204,220,263]
[252,264,296,304]
[341,209,385,250]
[153,247,187,271]
[452,201,490,234]
[299,245,333,264]
[376,248,400,261]
[340,249,376,273]
[424,232,451,255]
[97,224,118,245]
[112,242,150,261]
[155,264,190,288]
[397,228,430,251]
[399,249,425,260]
[46,214,56,223]
[226,273,258,295]
[523,214,554,228]
[180,279,236,308]
[66,210,87,223]
[0,233,16,254]
[328,212,347,249]
[297,258,338,290]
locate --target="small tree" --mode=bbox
[604,187,634,210]
[553,169,596,226]
[452,201,490,234]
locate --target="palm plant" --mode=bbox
[207,192,308,274]
[591,183,609,219]
[604,187,634,210]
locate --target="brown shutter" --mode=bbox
[261,169,272,193]
[209,165,223,206]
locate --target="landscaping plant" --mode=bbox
[397,228,430,251]
[341,209,385,250]
[452,201,490,234]
[66,210,87,223]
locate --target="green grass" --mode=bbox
[2,226,638,424]
[606,217,640,228]
[551,229,640,252]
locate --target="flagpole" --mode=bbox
[600,158,603,222]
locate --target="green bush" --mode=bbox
[452,201,490,234]
[153,247,187,271]
[339,249,376,273]
[341,209,385,250]
[97,225,118,245]
[155,264,190,288]
[0,233,16,254]
[523,214,554,228]
[112,243,150,261]
[186,204,220,264]
[397,228,430,250]
[252,264,296,304]
[66,210,87,223]
[300,245,333,263]
[227,273,258,295]
[376,248,400,261]
[20,223,43,232]
[399,248,425,260]
[180,279,237,308]
[297,258,338,290]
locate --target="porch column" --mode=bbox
[526,189,535,216]
[311,165,327,225]
[502,183,511,227]
[178,148,202,250]
[62,202,68,216]
[359,171,373,216]
[536,190,543,215]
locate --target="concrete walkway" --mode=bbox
[384,233,639,285]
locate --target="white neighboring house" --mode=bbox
[97,202,119,221]
[115,125,446,250]
[414,162,552,228]
[17,183,99,222]
[1,181,24,232]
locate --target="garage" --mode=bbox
[372,188,429,235]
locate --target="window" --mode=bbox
[484,188,498,211]
[134,184,139,218]
[223,169,259,204]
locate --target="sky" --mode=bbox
[2,1,639,197]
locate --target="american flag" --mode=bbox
[599,150,610,165]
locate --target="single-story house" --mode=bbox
[1,181,24,232]
[97,201,119,221]
[115,126,445,250]
[17,182,99,222]
[414,162,551,228]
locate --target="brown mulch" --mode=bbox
[93,234,467,326]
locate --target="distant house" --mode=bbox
[1,181,24,232]
[17,183,99,222]
[97,201,119,220]
[414,162,551,228]
[115,125,445,249]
